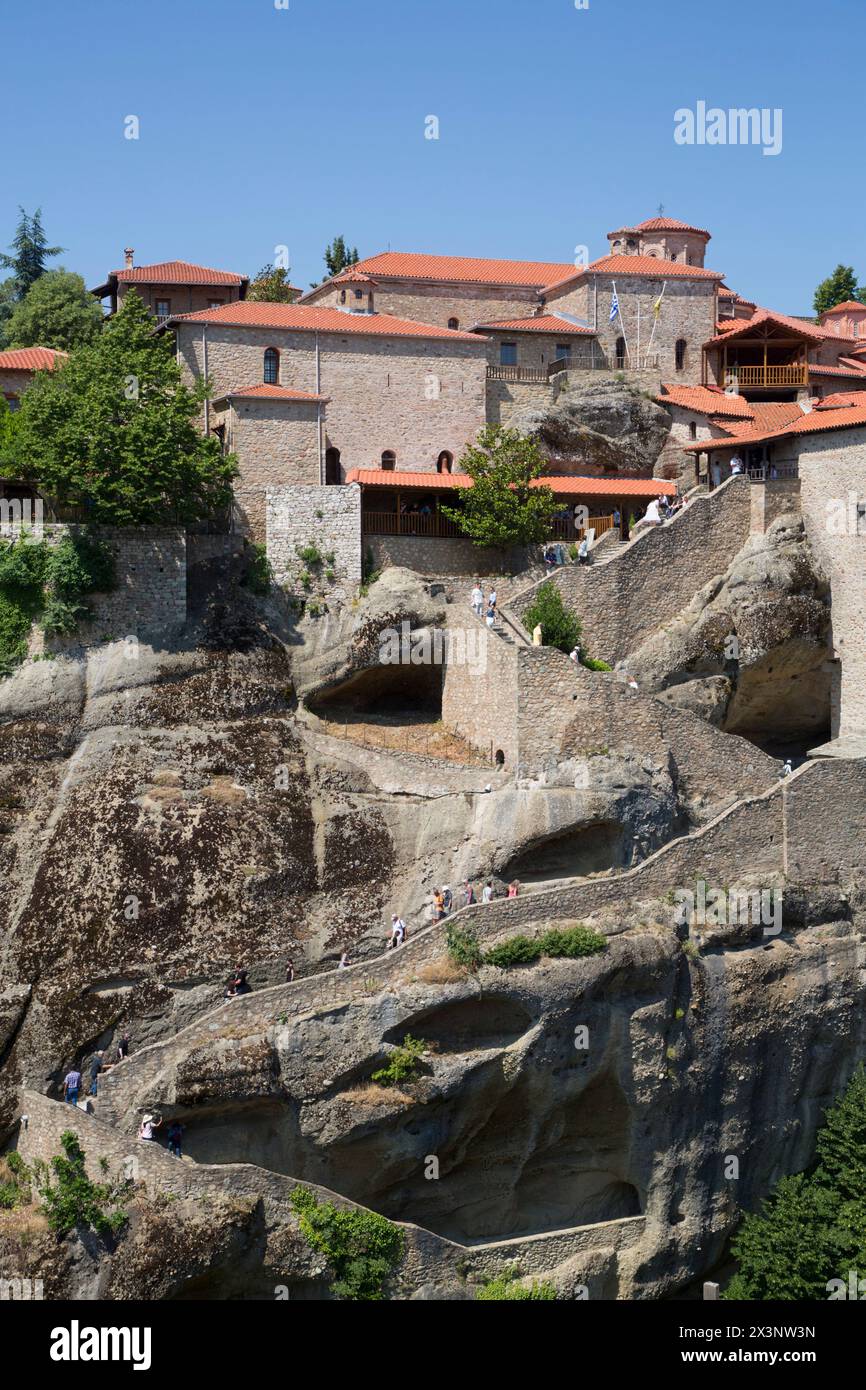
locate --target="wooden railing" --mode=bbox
[747,463,799,482]
[363,511,617,542]
[725,365,808,387]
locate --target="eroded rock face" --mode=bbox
[510,378,671,477]
[102,897,866,1296]
[621,515,832,738]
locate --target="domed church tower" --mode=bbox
[607,216,711,267]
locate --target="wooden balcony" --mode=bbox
[726,364,808,388]
[363,510,617,543]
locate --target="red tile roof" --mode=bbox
[114,260,246,286]
[345,251,577,288]
[545,255,724,296]
[813,391,866,409]
[809,360,866,378]
[472,315,595,335]
[711,402,805,438]
[705,308,828,347]
[216,384,329,403]
[635,216,712,238]
[821,301,866,316]
[168,301,486,343]
[332,269,379,285]
[346,468,674,497]
[684,401,866,450]
[657,385,754,419]
[0,346,67,371]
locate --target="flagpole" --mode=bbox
[645,281,667,359]
[611,280,631,365]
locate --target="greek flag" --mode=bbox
[609,289,620,323]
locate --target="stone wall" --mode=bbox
[797,428,866,738]
[0,525,188,646]
[509,477,752,664]
[441,609,519,767]
[215,396,323,539]
[0,369,29,405]
[486,376,559,427]
[307,279,542,330]
[545,276,716,385]
[118,283,243,316]
[266,484,362,602]
[366,533,527,577]
[176,323,487,480]
[749,478,801,534]
[96,758,866,1140]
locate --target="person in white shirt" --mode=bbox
[730,455,744,476]
[470,582,484,617]
[389,914,406,948]
[643,499,661,526]
[482,881,494,903]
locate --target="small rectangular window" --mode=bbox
[155,299,170,319]
[500,342,518,366]
[555,343,571,360]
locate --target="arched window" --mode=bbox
[675,339,687,372]
[688,420,697,441]
[381,450,396,470]
[437,450,453,473]
[615,336,626,367]
[448,317,459,330]
[368,292,374,313]
[263,348,279,385]
[340,289,346,304]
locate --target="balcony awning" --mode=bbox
[346,469,675,497]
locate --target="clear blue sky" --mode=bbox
[2,0,863,313]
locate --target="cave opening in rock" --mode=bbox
[500,820,626,884]
[308,661,443,723]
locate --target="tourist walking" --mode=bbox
[507,881,520,899]
[463,881,476,907]
[63,1067,82,1106]
[432,888,446,921]
[89,1051,104,1097]
[285,959,295,983]
[488,588,498,613]
[338,951,350,970]
[485,602,496,630]
[482,881,494,904]
[470,582,484,617]
[781,758,793,778]
[441,885,453,914]
[166,1121,185,1159]
[388,914,406,948]
[116,1032,131,1062]
[577,537,590,566]
[139,1113,162,1143]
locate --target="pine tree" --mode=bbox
[813,264,866,316]
[324,236,359,279]
[2,289,237,524]
[0,208,63,299]
[247,264,298,303]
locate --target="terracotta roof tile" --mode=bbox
[115,260,245,286]
[0,346,67,371]
[809,361,866,378]
[705,308,829,347]
[346,468,674,497]
[346,252,576,288]
[216,384,329,403]
[472,315,595,335]
[684,401,866,450]
[821,301,866,315]
[169,301,485,343]
[545,255,724,296]
[634,216,712,238]
[657,385,754,418]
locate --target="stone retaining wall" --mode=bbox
[267,484,362,603]
[509,476,752,664]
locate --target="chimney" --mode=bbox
[124,247,134,270]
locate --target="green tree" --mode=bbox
[441,425,559,549]
[724,1066,866,1300]
[7,270,102,351]
[0,277,17,348]
[813,264,866,316]
[0,208,63,299]
[2,290,238,524]
[247,263,299,303]
[323,236,359,279]
[523,580,582,654]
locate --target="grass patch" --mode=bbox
[476,1266,557,1300]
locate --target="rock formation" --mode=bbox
[511,377,671,477]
